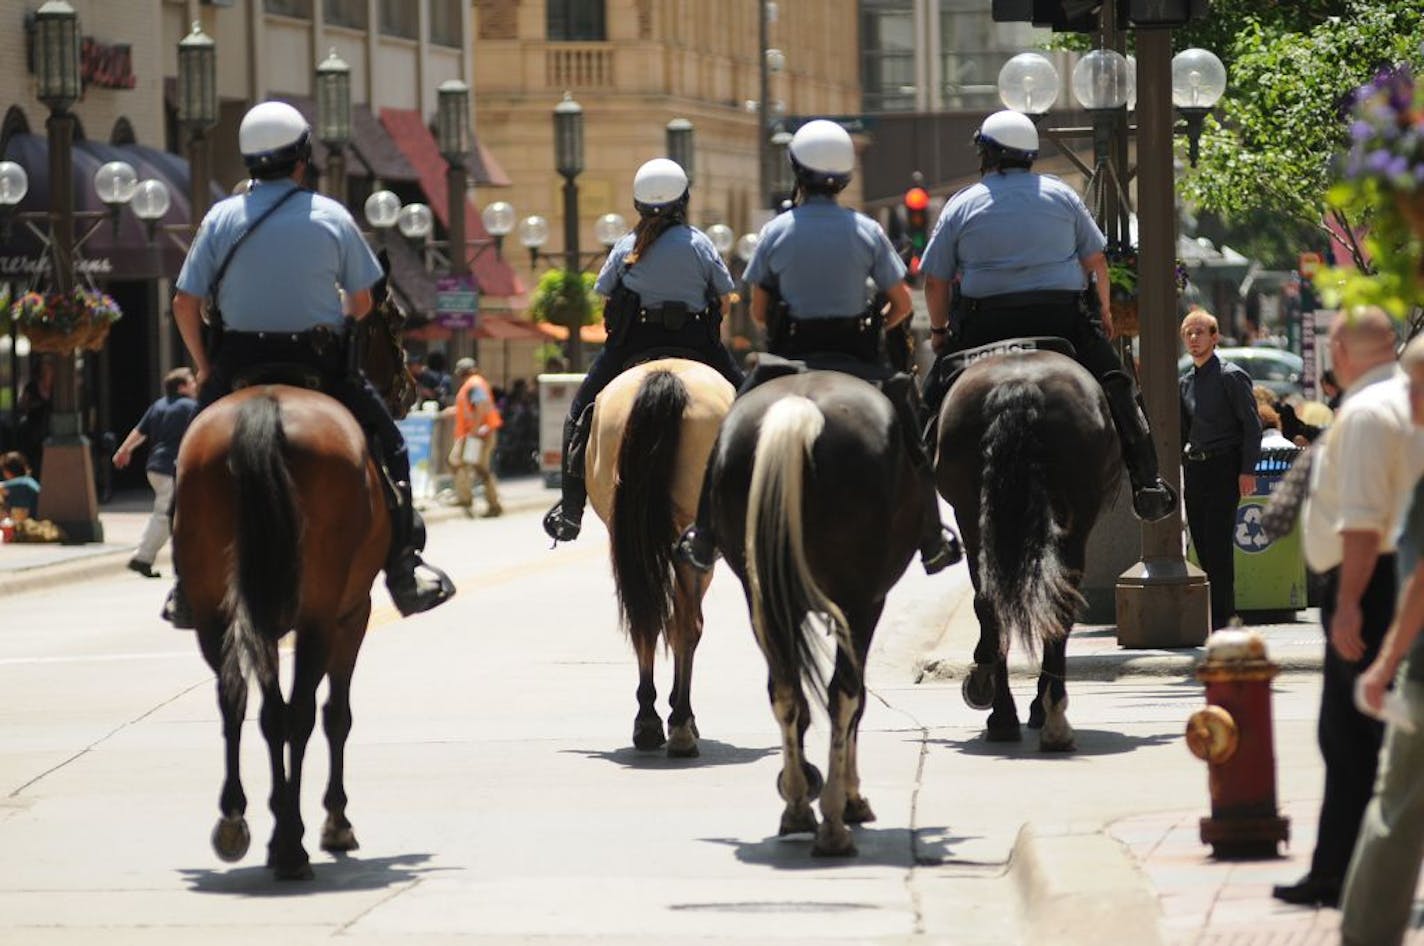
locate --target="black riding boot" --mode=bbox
[384,478,456,616]
[161,498,195,628]
[542,405,593,542]
[674,462,719,571]
[883,374,962,574]
[1101,370,1178,522]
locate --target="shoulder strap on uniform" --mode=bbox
[209,186,306,305]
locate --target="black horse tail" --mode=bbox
[220,394,303,694]
[610,370,687,646]
[978,380,1082,655]
[745,395,849,705]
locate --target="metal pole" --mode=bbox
[326,149,347,209]
[757,0,770,209]
[187,127,210,230]
[1115,28,1209,646]
[562,175,583,371]
[447,160,469,360]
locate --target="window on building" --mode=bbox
[430,0,463,46]
[324,0,367,29]
[547,0,606,41]
[380,0,418,38]
[860,0,915,113]
[940,3,1002,110]
[265,0,313,17]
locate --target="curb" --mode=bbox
[1009,823,1164,946]
[916,648,1323,683]
[0,491,551,600]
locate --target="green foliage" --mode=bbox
[527,268,602,327]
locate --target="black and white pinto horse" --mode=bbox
[933,347,1120,751]
[707,371,923,856]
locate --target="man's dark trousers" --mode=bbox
[1184,451,1240,630]
[1310,561,1394,886]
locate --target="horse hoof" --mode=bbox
[273,859,314,881]
[211,815,250,863]
[1039,737,1076,753]
[776,763,824,802]
[1027,699,1046,730]
[985,722,1023,743]
[962,668,995,711]
[321,823,360,853]
[779,807,818,836]
[812,823,857,857]
[844,796,877,824]
[667,740,700,759]
[632,719,667,751]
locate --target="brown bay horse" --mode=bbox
[585,358,734,757]
[933,348,1120,752]
[705,372,922,856]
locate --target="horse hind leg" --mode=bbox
[665,567,706,759]
[631,631,665,751]
[770,677,819,837]
[842,685,875,826]
[984,655,1021,743]
[209,624,251,863]
[1036,638,1075,753]
[814,648,864,857]
[321,606,368,854]
[266,632,324,881]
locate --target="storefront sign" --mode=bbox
[435,274,479,330]
[81,37,137,91]
[0,254,114,277]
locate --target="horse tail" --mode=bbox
[978,381,1082,655]
[220,394,303,694]
[609,369,687,646]
[745,395,850,704]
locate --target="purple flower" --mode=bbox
[1351,120,1375,142]
[1368,149,1395,171]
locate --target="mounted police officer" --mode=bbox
[675,119,961,574]
[542,157,744,543]
[919,109,1177,522]
[163,100,454,626]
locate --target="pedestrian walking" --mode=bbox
[0,450,40,521]
[918,109,1177,523]
[1179,309,1263,630]
[674,120,958,574]
[1339,333,1424,945]
[112,367,198,578]
[542,158,744,542]
[1274,306,1424,909]
[449,357,503,518]
[164,99,453,626]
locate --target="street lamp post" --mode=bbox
[436,79,472,357]
[666,118,694,183]
[316,48,352,207]
[553,92,586,371]
[177,22,217,227]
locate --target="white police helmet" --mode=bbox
[974,110,1039,160]
[632,158,689,212]
[789,119,855,189]
[238,101,312,173]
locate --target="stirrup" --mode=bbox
[1132,480,1178,522]
[674,525,718,572]
[162,584,196,629]
[386,554,456,617]
[922,527,963,575]
[542,502,582,542]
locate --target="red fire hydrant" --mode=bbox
[1185,629,1291,858]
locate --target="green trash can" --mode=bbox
[1187,446,1309,615]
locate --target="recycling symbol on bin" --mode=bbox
[1235,502,1273,554]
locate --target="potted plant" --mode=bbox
[527,269,603,331]
[9,288,123,353]
[1104,241,1189,337]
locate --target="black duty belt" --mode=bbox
[962,291,1082,313]
[637,306,708,330]
[1183,445,1240,462]
[225,325,339,344]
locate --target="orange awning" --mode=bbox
[535,321,608,344]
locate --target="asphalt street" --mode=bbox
[0,500,1329,944]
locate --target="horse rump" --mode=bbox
[220,393,304,692]
[609,369,688,642]
[977,380,1082,654]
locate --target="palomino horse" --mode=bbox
[585,358,735,757]
[706,372,922,856]
[175,303,410,879]
[933,347,1120,752]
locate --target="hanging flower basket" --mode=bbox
[1104,241,1190,338]
[9,289,122,353]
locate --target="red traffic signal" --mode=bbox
[904,186,930,212]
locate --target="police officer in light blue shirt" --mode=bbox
[165,100,453,626]
[542,158,744,542]
[919,109,1176,522]
[675,119,960,576]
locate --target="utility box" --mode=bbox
[537,373,586,487]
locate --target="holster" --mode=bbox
[343,316,364,380]
[202,307,226,361]
[605,283,640,348]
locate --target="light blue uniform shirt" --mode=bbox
[594,224,734,309]
[176,180,382,332]
[920,170,1106,298]
[744,196,905,319]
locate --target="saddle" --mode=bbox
[741,351,893,392]
[931,336,1077,394]
[618,346,707,374]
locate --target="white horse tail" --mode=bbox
[745,395,851,703]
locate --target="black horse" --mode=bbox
[707,372,922,856]
[933,348,1120,751]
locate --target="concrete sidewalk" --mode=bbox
[0,474,558,599]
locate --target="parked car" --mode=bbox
[1177,346,1305,399]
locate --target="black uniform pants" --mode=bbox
[1312,560,1395,883]
[1183,451,1241,630]
[197,331,410,485]
[567,317,744,420]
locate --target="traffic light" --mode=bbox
[992,0,1101,33]
[904,185,930,278]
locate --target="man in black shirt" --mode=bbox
[1180,310,1263,629]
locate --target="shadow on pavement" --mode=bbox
[930,727,1179,758]
[702,825,980,871]
[178,851,450,895]
[562,738,778,769]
